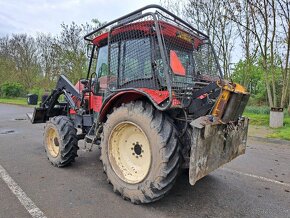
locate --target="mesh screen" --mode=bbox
[104,15,166,94]
[155,12,221,101]
[91,9,221,105]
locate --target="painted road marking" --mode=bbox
[223,167,290,188]
[0,164,46,218]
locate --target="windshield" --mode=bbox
[96,45,108,77]
[168,41,220,82]
[193,43,221,79]
[119,38,152,85]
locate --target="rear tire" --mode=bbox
[100,101,180,203]
[44,116,78,167]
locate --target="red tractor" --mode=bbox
[28,5,250,203]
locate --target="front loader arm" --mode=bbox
[54,75,81,100]
[27,75,82,124]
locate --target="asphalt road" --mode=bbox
[0,103,289,218]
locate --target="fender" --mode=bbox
[98,88,170,122]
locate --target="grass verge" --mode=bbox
[0,97,40,107]
[244,112,290,141]
[0,97,28,106]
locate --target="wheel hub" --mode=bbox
[131,142,143,157]
[108,122,151,184]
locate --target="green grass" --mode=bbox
[244,111,290,141]
[0,97,41,107]
[268,127,290,141]
[244,112,269,126]
[0,97,28,106]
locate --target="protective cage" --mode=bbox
[84,5,222,109]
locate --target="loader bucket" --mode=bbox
[26,107,47,124]
[189,116,249,185]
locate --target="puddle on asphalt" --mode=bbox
[14,118,27,121]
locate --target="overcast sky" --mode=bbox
[0,0,242,62]
[0,0,160,36]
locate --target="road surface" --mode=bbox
[0,103,289,218]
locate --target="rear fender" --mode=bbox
[98,89,169,122]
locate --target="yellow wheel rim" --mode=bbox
[46,127,60,158]
[108,121,151,184]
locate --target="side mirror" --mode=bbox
[94,80,100,94]
[80,79,89,87]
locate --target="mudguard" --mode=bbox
[189,116,249,185]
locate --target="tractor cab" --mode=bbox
[86,11,223,112]
[92,21,219,90]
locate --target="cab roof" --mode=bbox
[84,4,209,46]
[92,20,204,49]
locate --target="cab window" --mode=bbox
[96,46,108,77]
[119,38,152,84]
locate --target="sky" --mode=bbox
[0,0,160,36]
[0,0,242,63]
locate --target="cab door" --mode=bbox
[90,45,109,113]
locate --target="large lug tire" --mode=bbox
[100,101,180,203]
[44,116,79,167]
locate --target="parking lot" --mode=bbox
[0,103,289,218]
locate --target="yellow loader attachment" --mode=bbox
[189,81,250,185]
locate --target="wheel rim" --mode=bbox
[46,127,60,158]
[108,121,151,184]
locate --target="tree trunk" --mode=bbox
[288,96,290,115]
[265,79,274,108]
[263,58,274,107]
[280,21,290,108]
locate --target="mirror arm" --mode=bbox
[86,44,96,80]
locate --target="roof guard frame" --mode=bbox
[84,4,209,42]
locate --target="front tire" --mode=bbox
[44,116,79,167]
[100,101,180,203]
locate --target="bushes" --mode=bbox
[245,105,290,116]
[244,106,270,114]
[28,87,45,98]
[0,82,25,97]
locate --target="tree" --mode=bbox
[161,0,236,78]
[0,34,40,90]
[212,0,289,108]
[57,22,87,83]
[0,36,17,84]
[186,0,236,78]
[277,0,290,110]
[224,0,260,88]
[0,18,107,94]
[37,33,62,89]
